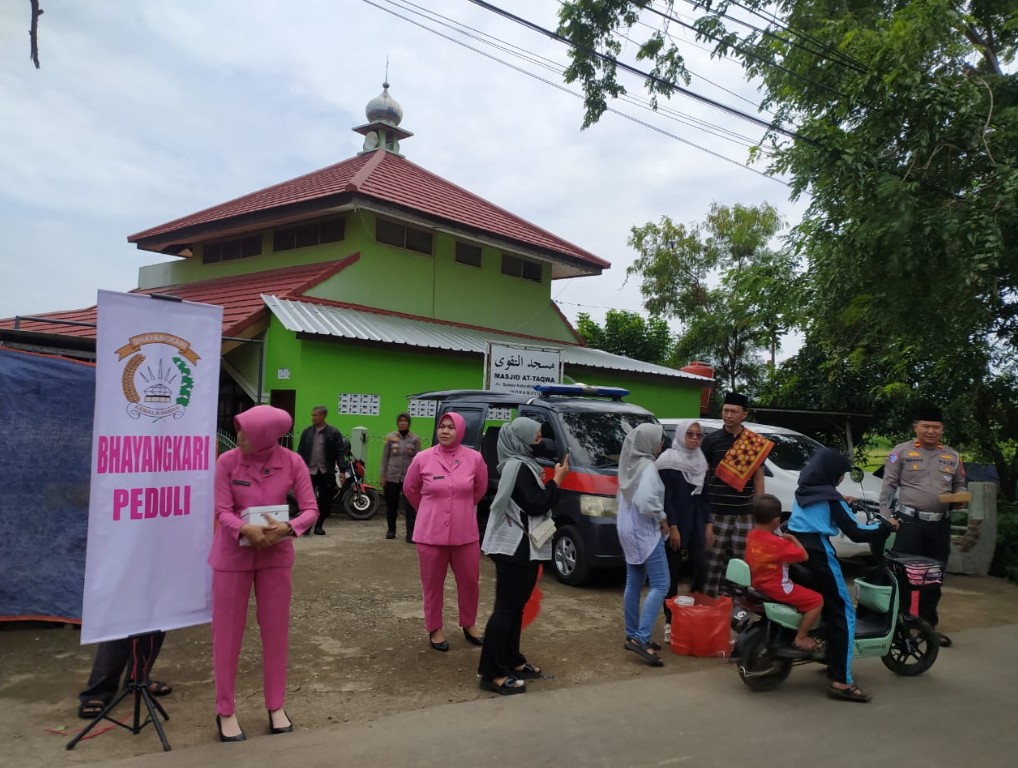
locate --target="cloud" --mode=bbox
[0,0,807,341]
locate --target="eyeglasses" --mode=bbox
[686,432,704,439]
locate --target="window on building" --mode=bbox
[203,234,262,264]
[273,217,346,252]
[455,242,482,267]
[375,218,433,255]
[501,253,543,282]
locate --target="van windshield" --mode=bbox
[766,432,824,471]
[560,411,658,468]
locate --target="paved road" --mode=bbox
[84,624,1018,768]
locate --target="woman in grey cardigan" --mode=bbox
[477,417,569,695]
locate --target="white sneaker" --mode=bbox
[663,625,672,644]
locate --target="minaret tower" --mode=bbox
[353,81,413,155]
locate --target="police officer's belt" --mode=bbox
[898,505,947,522]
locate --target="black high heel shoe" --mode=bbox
[429,631,450,652]
[268,709,293,734]
[462,627,484,647]
[216,714,246,742]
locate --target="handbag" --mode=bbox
[528,515,556,549]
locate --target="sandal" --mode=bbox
[624,637,664,667]
[512,662,542,680]
[78,699,107,719]
[827,684,871,703]
[147,681,173,697]
[479,676,526,696]
[647,640,662,651]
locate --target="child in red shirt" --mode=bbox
[744,494,823,651]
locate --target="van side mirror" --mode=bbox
[850,467,864,483]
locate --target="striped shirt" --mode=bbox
[701,428,757,516]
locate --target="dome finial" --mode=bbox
[353,72,414,155]
[365,80,403,127]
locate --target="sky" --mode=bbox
[0,0,808,352]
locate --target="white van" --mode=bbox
[659,419,883,560]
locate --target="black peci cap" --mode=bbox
[723,391,749,409]
[914,403,944,423]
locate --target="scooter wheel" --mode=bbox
[736,625,792,692]
[881,614,939,676]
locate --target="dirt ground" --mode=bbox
[3,513,1018,767]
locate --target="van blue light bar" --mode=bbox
[534,384,630,399]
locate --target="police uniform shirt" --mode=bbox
[879,440,966,516]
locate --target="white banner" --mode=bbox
[486,342,561,396]
[82,291,223,643]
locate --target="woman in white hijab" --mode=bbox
[616,422,668,666]
[656,419,711,640]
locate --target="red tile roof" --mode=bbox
[128,150,608,270]
[0,259,355,340]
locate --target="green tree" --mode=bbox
[575,309,674,365]
[558,0,1018,491]
[626,202,801,392]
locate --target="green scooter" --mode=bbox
[726,524,942,692]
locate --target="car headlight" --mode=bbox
[579,494,617,518]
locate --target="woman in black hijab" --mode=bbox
[787,448,896,703]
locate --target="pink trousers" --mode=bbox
[416,542,480,633]
[212,567,292,715]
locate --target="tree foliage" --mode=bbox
[575,309,674,365]
[558,0,1018,492]
[626,201,801,392]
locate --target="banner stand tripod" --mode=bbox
[66,633,171,752]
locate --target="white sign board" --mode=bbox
[82,291,222,643]
[486,342,561,396]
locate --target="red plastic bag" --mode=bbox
[668,593,732,657]
[522,565,543,631]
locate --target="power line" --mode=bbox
[471,0,966,203]
[725,0,870,73]
[562,0,773,115]
[641,1,860,103]
[670,0,867,75]
[362,0,787,182]
[466,0,811,144]
[391,0,771,151]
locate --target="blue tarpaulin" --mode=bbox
[0,347,94,622]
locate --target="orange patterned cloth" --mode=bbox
[715,428,773,492]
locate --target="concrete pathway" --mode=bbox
[81,624,1018,768]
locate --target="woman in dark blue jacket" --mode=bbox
[656,419,711,636]
[787,448,894,703]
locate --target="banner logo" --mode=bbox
[115,332,200,421]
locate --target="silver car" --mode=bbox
[659,418,883,560]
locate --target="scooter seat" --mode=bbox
[764,602,802,626]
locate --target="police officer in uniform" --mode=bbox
[879,404,966,647]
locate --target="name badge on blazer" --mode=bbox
[232,479,251,486]
[432,475,445,480]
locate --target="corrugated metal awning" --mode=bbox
[262,296,710,382]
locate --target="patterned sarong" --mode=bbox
[715,428,773,492]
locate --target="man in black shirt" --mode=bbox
[297,406,346,535]
[701,392,766,596]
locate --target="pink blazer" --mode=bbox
[403,445,488,546]
[209,446,318,571]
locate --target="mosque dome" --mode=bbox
[365,82,403,126]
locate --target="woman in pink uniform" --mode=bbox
[403,412,488,651]
[210,405,318,742]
